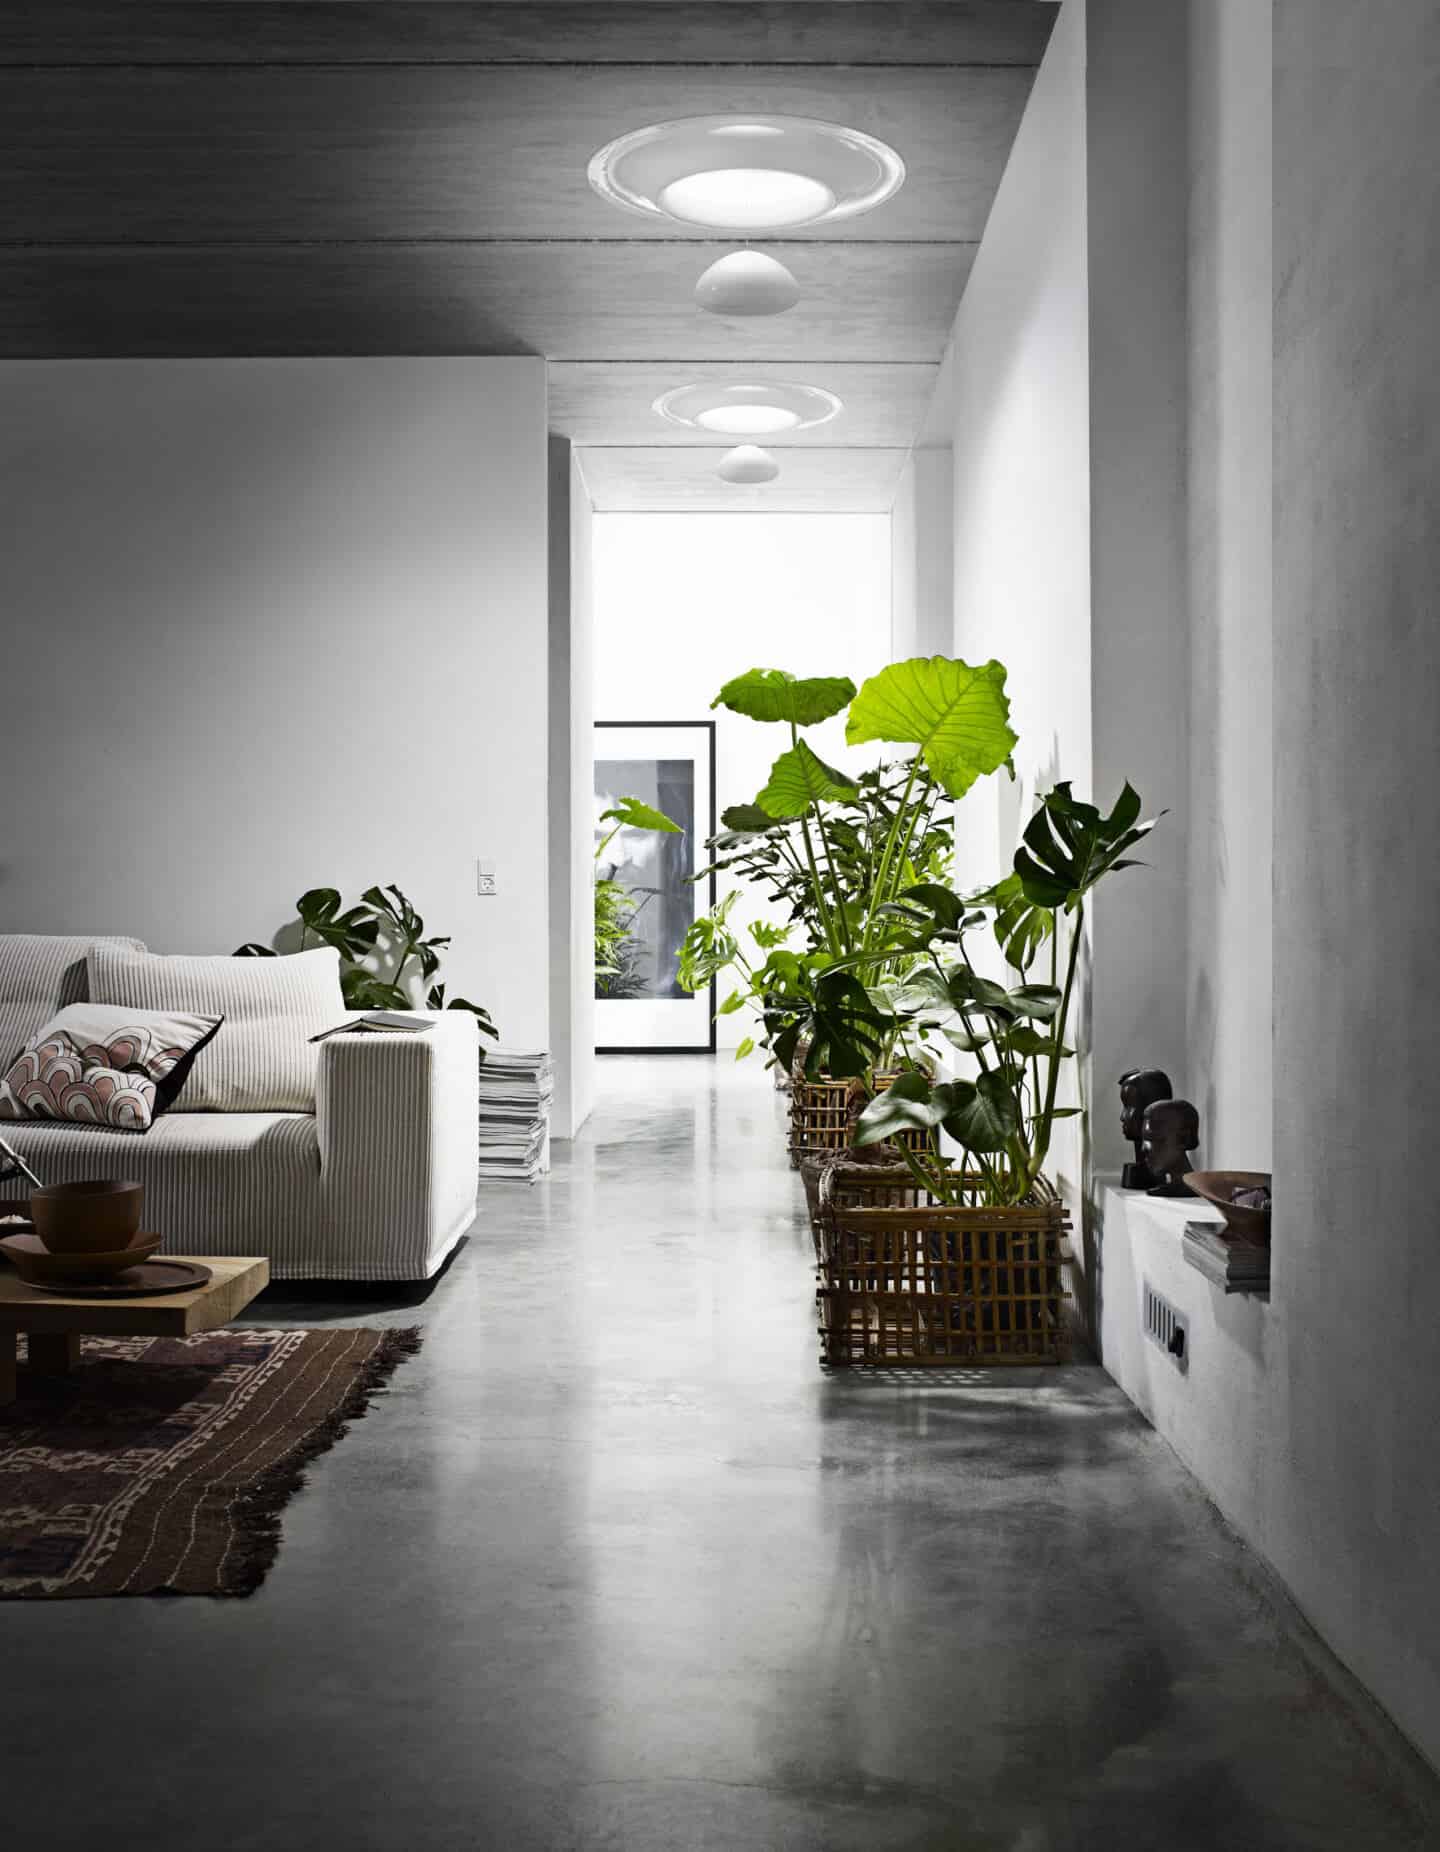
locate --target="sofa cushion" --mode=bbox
[86,945,343,1113]
[0,934,147,1071]
[0,1003,223,1133]
[0,1110,323,1267]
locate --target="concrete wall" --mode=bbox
[1186,0,1274,1168]
[548,438,596,1137]
[1086,0,1191,1176]
[1271,0,1440,1769]
[0,357,552,1051]
[591,513,892,1051]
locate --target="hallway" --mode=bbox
[7,1056,1440,1851]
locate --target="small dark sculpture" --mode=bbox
[1119,1069,1173,1189]
[1141,1099,1200,1198]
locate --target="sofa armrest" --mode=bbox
[315,1013,479,1273]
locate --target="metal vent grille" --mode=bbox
[1143,1280,1189,1370]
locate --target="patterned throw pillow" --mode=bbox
[0,1004,223,1133]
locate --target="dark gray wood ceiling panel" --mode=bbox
[0,241,972,360]
[0,65,1034,244]
[550,360,937,446]
[579,445,908,512]
[0,4,1060,69]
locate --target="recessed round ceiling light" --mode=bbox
[589,114,905,233]
[654,381,842,436]
[717,446,781,485]
[694,250,800,318]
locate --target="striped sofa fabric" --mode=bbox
[0,937,480,1281]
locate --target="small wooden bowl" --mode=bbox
[29,1180,144,1254]
[1184,1170,1271,1241]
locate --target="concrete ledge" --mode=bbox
[1095,1178,1271,1545]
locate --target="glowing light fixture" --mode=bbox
[717,445,780,485]
[654,381,841,436]
[589,115,905,232]
[694,250,800,318]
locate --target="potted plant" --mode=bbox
[677,658,1018,1170]
[814,781,1161,1367]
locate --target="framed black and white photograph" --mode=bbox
[594,720,716,1054]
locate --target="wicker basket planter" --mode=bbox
[815,1166,1070,1368]
[787,1070,932,1169]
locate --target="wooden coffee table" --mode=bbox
[0,1255,269,1406]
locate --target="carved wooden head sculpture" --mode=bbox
[1139,1098,1199,1183]
[1120,1069,1173,1143]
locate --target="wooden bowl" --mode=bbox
[1,1231,162,1284]
[29,1180,144,1254]
[1184,1170,1271,1241]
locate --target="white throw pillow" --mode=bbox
[86,945,343,1113]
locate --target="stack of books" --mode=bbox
[476,1049,554,1182]
[1183,1221,1270,1294]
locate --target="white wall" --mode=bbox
[926,0,1094,1205]
[548,438,596,1137]
[890,445,953,662]
[0,357,552,1051]
[591,513,892,1050]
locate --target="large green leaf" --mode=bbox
[942,1071,1021,1155]
[712,668,856,727]
[845,656,1018,798]
[719,803,780,834]
[854,1073,958,1147]
[600,795,681,834]
[756,741,859,818]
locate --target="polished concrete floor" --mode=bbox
[6,1056,1440,1850]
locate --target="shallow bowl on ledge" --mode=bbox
[1184,1170,1271,1242]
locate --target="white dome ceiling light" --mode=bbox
[716,446,781,485]
[694,250,800,318]
[654,380,842,437]
[588,115,905,234]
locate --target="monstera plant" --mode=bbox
[678,657,1018,1071]
[852,782,1161,1205]
[237,884,498,1039]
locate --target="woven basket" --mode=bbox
[815,1166,1070,1368]
[787,1070,933,1169]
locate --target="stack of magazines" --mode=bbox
[477,1048,554,1182]
[1182,1221,1270,1294]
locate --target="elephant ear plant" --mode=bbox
[853,782,1161,1206]
[678,658,1018,1071]
[237,884,498,1038]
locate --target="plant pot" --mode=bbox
[30,1179,144,1254]
[815,1166,1070,1368]
[787,1069,934,1170]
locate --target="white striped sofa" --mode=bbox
[0,935,479,1282]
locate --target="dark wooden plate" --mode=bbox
[25,1259,212,1298]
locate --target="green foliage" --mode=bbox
[756,741,859,818]
[845,656,1018,799]
[711,668,856,727]
[600,796,681,835]
[234,884,497,1040]
[852,781,1162,1204]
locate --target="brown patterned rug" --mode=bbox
[0,1326,422,1598]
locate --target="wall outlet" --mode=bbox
[476,859,497,897]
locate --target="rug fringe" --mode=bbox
[219,1325,425,1597]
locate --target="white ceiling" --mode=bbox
[0,2,1057,511]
